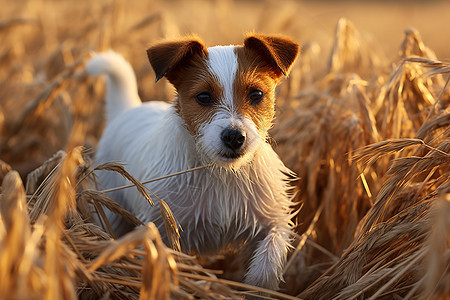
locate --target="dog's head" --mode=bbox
[147,34,299,170]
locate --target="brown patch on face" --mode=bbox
[234,46,282,134]
[170,55,222,136]
[147,36,224,137]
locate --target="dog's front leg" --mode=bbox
[244,226,290,290]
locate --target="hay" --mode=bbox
[274,19,449,298]
[0,0,449,298]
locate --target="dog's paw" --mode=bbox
[244,261,281,291]
[244,227,291,290]
[244,244,284,289]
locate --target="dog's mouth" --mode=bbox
[220,151,244,160]
[199,143,256,170]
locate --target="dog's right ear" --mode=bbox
[147,36,208,83]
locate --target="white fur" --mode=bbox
[88,51,295,290]
[206,45,237,111]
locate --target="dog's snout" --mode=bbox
[221,128,245,151]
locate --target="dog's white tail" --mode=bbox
[86,51,141,123]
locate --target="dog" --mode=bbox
[86,34,299,290]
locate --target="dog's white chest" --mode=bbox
[155,169,261,253]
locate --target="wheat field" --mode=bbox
[0,0,449,299]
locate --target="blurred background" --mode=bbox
[0,1,449,298]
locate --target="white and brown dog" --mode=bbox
[87,34,299,290]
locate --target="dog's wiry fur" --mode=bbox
[87,34,299,289]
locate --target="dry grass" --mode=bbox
[0,0,449,299]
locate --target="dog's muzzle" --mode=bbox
[220,127,246,158]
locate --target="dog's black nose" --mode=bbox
[221,128,245,151]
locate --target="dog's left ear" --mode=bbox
[244,34,299,77]
[147,36,208,83]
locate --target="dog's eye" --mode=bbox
[249,89,264,104]
[195,92,214,106]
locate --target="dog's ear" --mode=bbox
[147,36,208,83]
[244,34,299,77]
